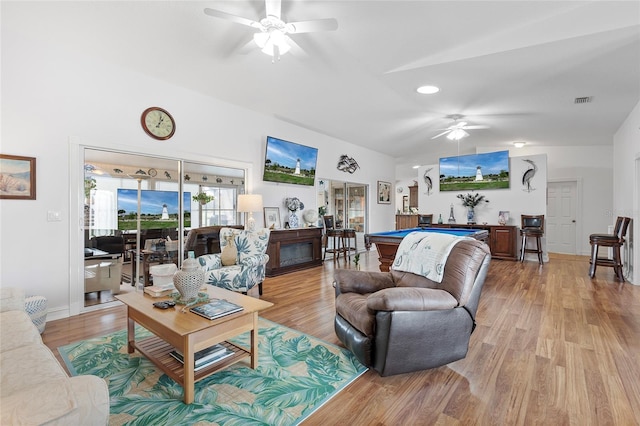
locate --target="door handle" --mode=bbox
[572,220,576,223]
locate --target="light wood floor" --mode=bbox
[43,251,640,425]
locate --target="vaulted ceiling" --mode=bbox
[7,1,639,180]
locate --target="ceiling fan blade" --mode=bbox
[284,36,308,57]
[462,125,490,130]
[287,18,338,34]
[265,0,281,19]
[204,8,261,29]
[237,38,258,55]
[431,130,452,139]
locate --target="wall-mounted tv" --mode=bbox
[263,136,318,186]
[439,150,510,191]
[117,189,191,230]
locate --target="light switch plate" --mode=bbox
[47,210,62,222]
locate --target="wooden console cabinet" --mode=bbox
[395,214,418,230]
[430,224,518,261]
[265,228,323,277]
[408,185,418,208]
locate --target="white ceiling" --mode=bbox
[9,1,640,180]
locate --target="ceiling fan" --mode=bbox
[204,0,338,61]
[431,115,489,140]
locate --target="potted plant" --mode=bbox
[84,177,96,199]
[193,192,214,205]
[457,192,489,224]
[353,253,361,270]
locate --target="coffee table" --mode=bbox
[115,286,273,404]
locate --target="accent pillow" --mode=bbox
[220,235,237,266]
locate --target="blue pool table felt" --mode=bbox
[370,227,484,238]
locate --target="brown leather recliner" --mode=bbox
[334,238,491,376]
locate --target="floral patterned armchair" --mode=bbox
[197,228,271,295]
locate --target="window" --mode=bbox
[195,186,238,227]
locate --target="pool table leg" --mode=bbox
[374,243,398,272]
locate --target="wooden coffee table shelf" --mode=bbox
[116,286,273,404]
[135,336,248,384]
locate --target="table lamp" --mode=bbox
[237,194,263,232]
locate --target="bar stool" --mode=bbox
[323,215,344,261]
[589,216,631,281]
[520,214,544,264]
[418,214,433,228]
[342,228,357,260]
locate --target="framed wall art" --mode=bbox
[0,154,36,200]
[263,207,281,229]
[377,181,391,204]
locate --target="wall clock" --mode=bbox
[141,107,175,140]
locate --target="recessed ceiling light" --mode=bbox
[412,165,420,169]
[513,141,526,148]
[417,85,440,95]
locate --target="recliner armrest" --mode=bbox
[333,270,395,295]
[367,287,458,311]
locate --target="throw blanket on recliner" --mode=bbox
[392,231,471,283]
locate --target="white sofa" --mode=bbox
[0,288,110,425]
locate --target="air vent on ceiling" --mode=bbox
[574,96,593,104]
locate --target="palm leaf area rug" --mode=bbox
[59,318,366,426]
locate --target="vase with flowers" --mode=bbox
[284,197,304,229]
[457,192,489,224]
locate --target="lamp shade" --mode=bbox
[237,194,263,212]
[238,194,263,232]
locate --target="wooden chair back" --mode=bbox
[418,214,433,227]
[521,215,544,232]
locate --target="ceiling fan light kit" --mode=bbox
[253,30,291,57]
[431,115,489,140]
[446,128,469,141]
[204,0,337,61]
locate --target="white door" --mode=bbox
[547,181,577,254]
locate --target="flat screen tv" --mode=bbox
[117,189,191,230]
[439,150,510,191]
[263,136,318,186]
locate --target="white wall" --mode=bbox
[395,178,417,214]
[480,145,614,256]
[0,17,396,319]
[418,154,547,226]
[416,154,548,260]
[404,145,615,257]
[613,100,640,285]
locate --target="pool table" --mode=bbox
[365,227,489,271]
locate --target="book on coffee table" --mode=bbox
[143,285,174,298]
[190,299,243,320]
[169,344,233,370]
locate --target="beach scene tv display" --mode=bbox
[439,150,510,191]
[117,189,191,230]
[263,136,318,186]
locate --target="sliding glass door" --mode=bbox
[82,149,245,307]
